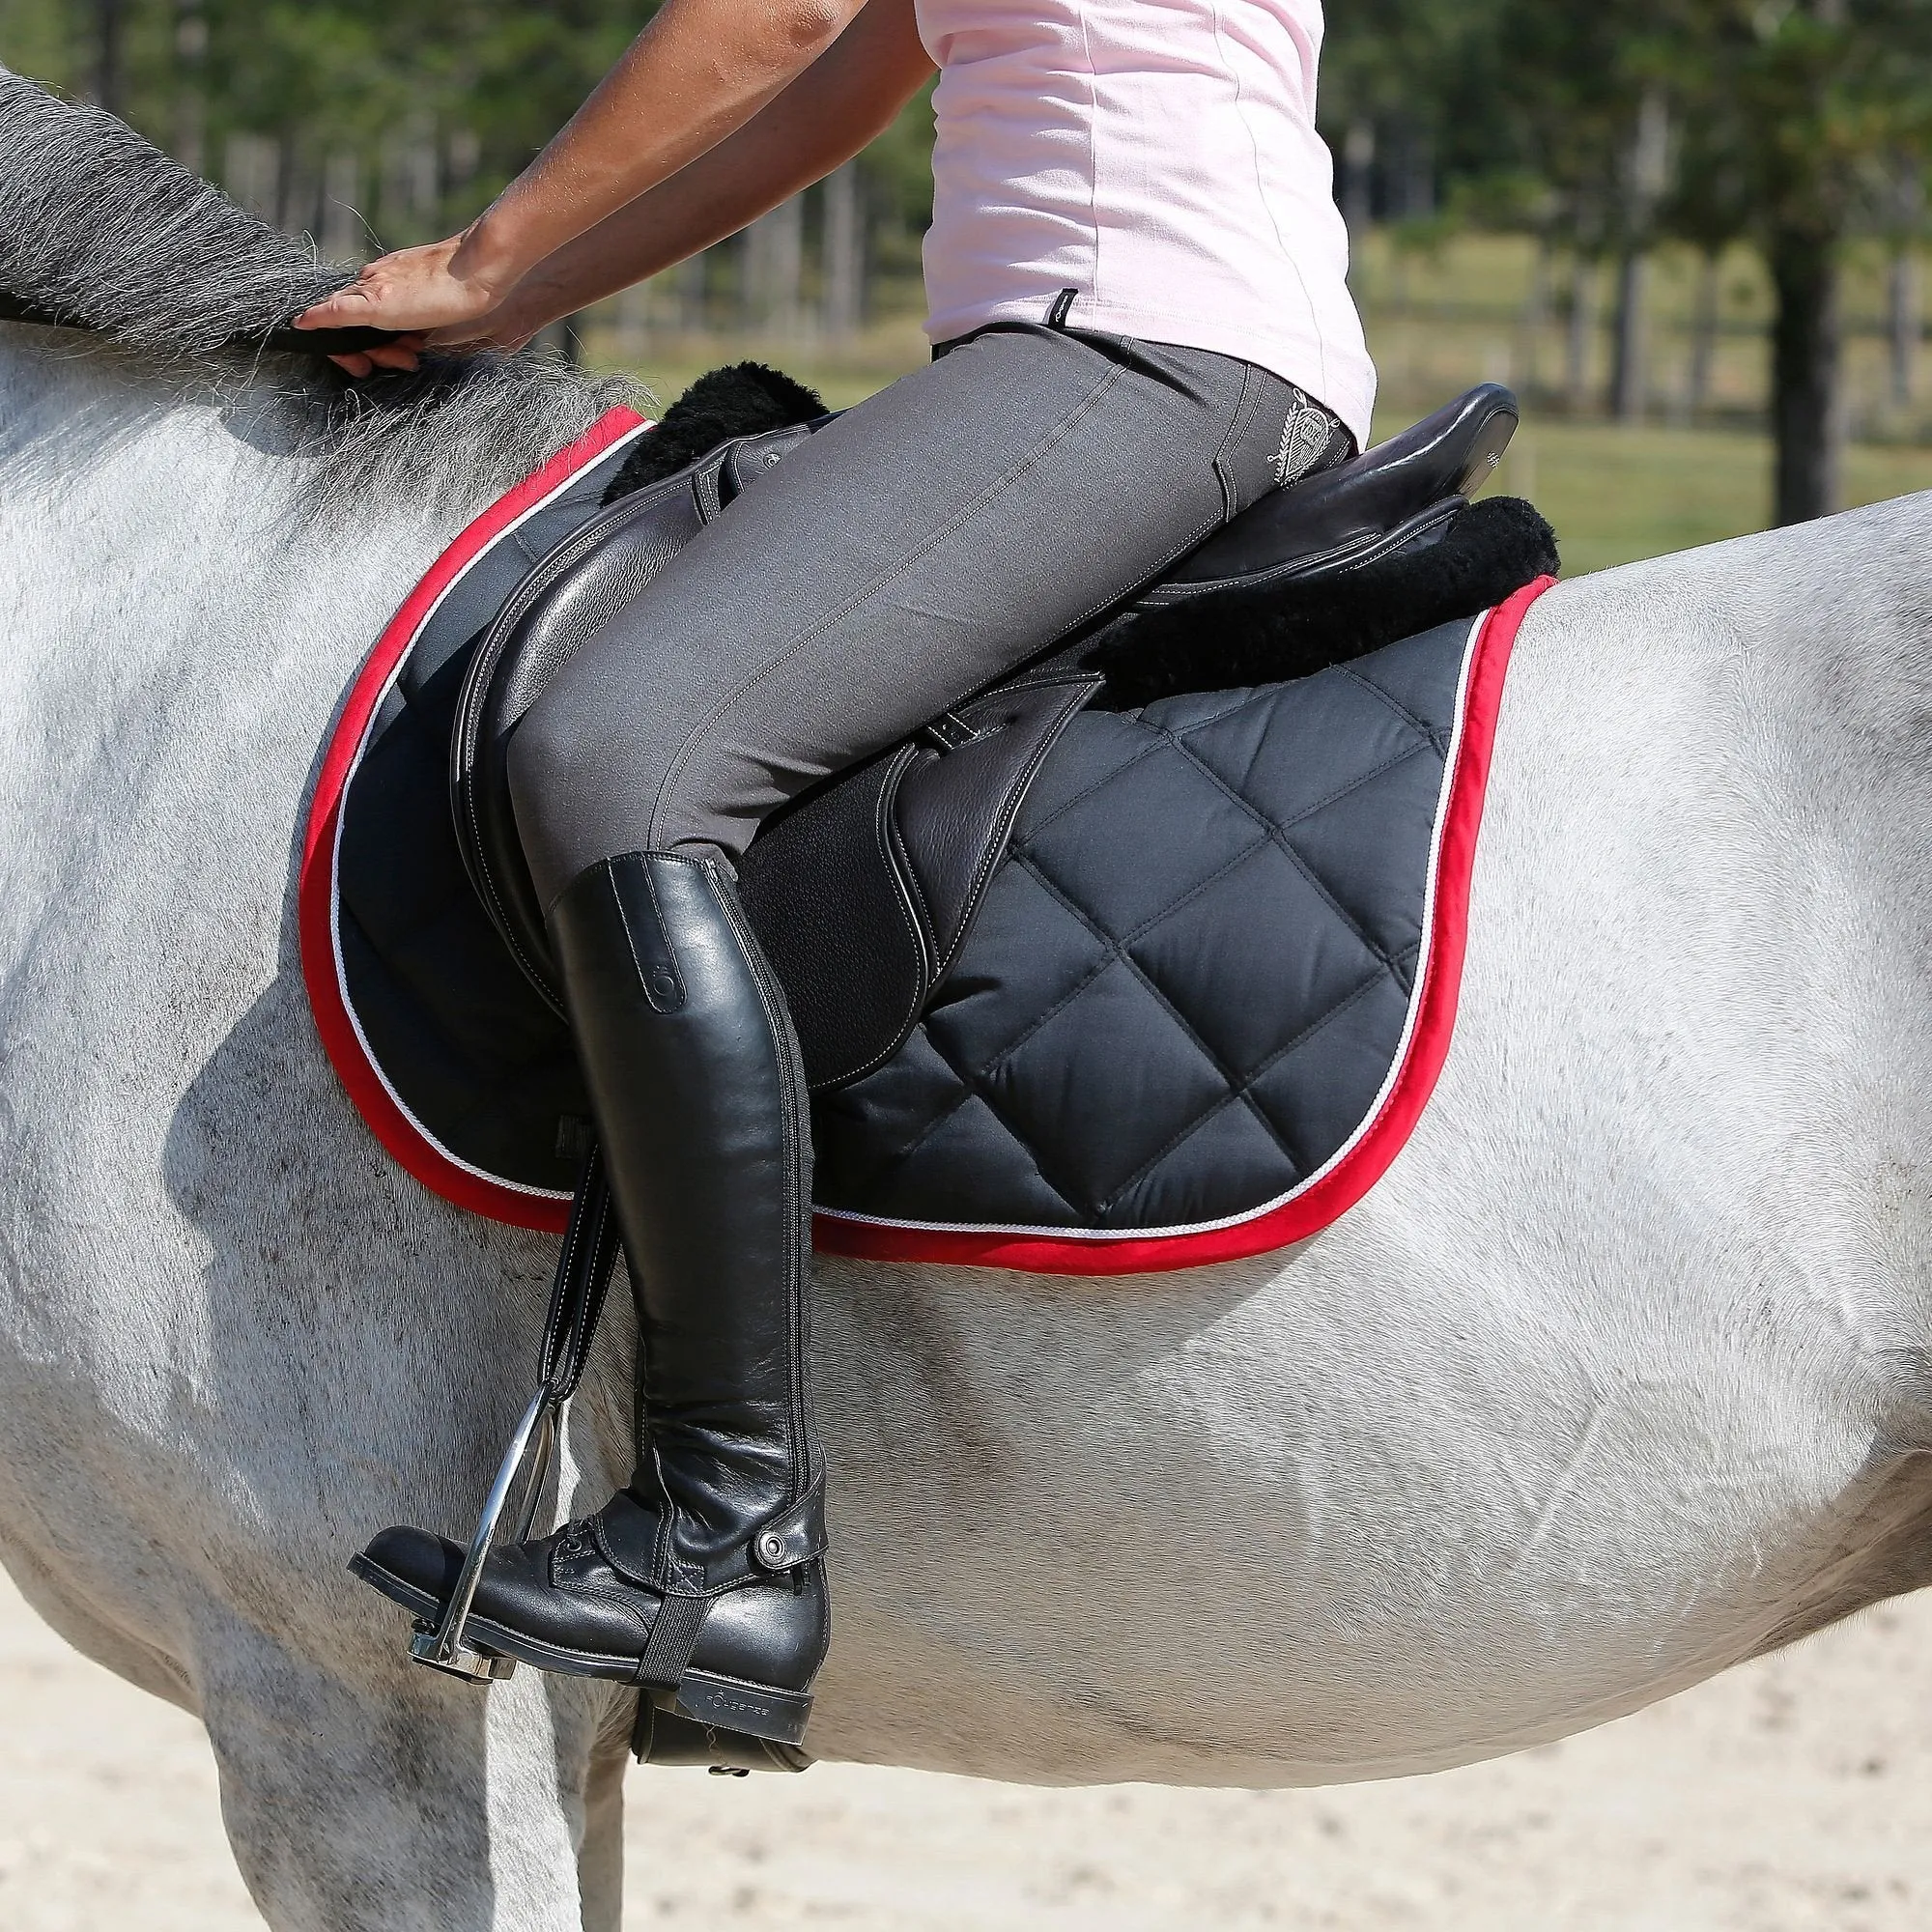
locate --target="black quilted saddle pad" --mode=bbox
[814,625,1472,1236]
[302,412,1536,1273]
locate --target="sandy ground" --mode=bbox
[5,1565,1932,1930]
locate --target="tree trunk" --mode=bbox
[1769,225,1843,526]
[171,0,206,176]
[614,285,649,362]
[1343,118,1376,278]
[1395,123,1435,220]
[406,136,440,239]
[1606,88,1667,425]
[321,152,363,261]
[1565,256,1596,412]
[224,133,279,222]
[381,126,440,246]
[446,128,481,207]
[671,252,706,331]
[773,196,805,335]
[821,161,865,338]
[737,228,759,329]
[93,0,125,117]
[1889,243,1918,406]
[1517,239,1551,395]
[277,136,318,240]
[1687,248,1721,420]
[531,314,585,365]
[1608,248,1650,422]
[744,195,804,336]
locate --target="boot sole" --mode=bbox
[349,1551,814,1745]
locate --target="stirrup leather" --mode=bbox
[406,1144,620,1684]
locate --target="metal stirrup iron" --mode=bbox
[410,1141,622,1683]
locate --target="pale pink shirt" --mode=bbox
[915,0,1376,447]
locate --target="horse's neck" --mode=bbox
[0,335,466,871]
[3,333,461,669]
[0,342,477,1209]
[0,334,525,1398]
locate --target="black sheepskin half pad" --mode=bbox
[602,361,825,503]
[1092,495,1559,706]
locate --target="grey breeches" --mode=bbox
[508,321,1343,910]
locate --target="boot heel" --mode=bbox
[667,1668,813,1747]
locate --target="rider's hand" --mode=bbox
[294,232,509,377]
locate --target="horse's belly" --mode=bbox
[802,1216,1921,1785]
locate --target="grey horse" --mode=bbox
[5,68,1932,1932]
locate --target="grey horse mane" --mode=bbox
[0,65,642,505]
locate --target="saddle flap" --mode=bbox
[738,672,1102,1092]
[452,424,837,1016]
[894,676,1104,974]
[451,455,729,1014]
[735,745,926,1093]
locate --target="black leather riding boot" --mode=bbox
[354,852,828,1746]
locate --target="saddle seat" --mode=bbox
[452,384,1522,1094]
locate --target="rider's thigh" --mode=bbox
[509,325,1300,903]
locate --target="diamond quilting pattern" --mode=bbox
[810,616,1480,1232]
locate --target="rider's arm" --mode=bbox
[457,0,932,352]
[296,0,899,355]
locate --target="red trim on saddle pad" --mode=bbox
[300,414,1553,1268]
[299,407,649,1235]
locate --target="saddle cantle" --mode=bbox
[452,381,1530,1094]
[1139,383,1516,600]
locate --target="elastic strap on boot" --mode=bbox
[537,1142,622,1402]
[635,1589,710,1692]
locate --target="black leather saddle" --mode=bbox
[452,384,1520,1092]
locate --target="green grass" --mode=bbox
[592,318,933,416]
[1478,420,1932,576]
[587,301,1932,582]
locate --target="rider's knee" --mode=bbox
[646,754,765,877]
[507,686,760,907]
[505,682,635,909]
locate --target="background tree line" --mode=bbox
[1327,0,1932,521]
[5,0,1932,522]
